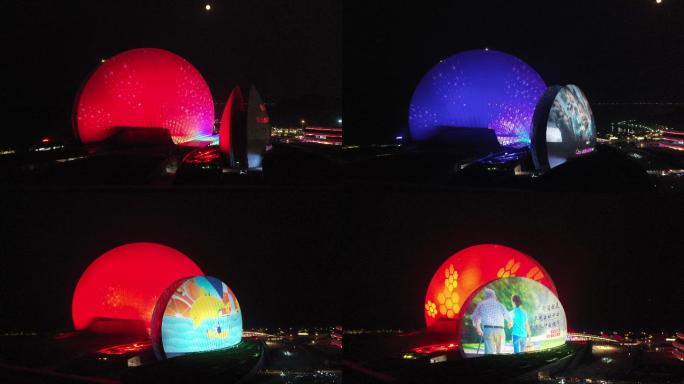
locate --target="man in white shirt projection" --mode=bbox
[472,288,512,354]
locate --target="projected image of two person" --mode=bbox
[463,277,567,357]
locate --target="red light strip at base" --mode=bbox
[673,340,684,353]
[410,342,459,355]
[673,348,684,362]
[659,144,684,151]
[98,341,152,355]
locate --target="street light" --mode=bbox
[337,118,343,125]
[300,119,306,129]
[205,4,212,11]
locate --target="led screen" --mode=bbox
[409,49,546,145]
[72,243,203,333]
[219,85,270,169]
[531,84,596,171]
[424,244,556,331]
[151,276,242,359]
[246,85,271,169]
[461,277,566,357]
[74,48,215,145]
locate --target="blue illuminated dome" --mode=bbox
[409,49,546,145]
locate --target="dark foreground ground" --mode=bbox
[344,333,684,384]
[0,331,341,383]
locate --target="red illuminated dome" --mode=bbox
[74,48,215,144]
[72,242,203,333]
[424,244,556,331]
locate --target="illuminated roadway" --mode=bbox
[250,338,341,383]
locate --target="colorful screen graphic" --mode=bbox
[152,276,242,359]
[460,277,567,357]
[74,48,215,145]
[531,85,596,171]
[72,243,203,333]
[409,49,546,145]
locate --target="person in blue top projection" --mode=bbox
[510,294,531,353]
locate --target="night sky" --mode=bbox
[0,1,683,336]
[0,0,341,146]
[1,188,681,333]
[0,187,346,331]
[344,0,684,144]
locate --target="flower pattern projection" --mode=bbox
[409,49,546,145]
[424,244,557,329]
[445,264,458,292]
[425,300,437,318]
[425,264,461,319]
[497,258,521,278]
[526,266,545,281]
[74,48,215,145]
[437,289,460,318]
